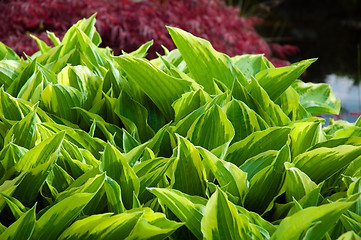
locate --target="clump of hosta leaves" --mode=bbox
[0,14,360,240]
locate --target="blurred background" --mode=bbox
[0,0,361,120]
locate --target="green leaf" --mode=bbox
[115,54,193,120]
[123,40,153,58]
[56,173,105,202]
[239,150,278,181]
[167,26,247,94]
[244,144,290,214]
[104,175,126,214]
[284,162,317,202]
[0,204,36,240]
[0,42,19,60]
[124,207,183,240]
[225,127,291,166]
[100,142,140,209]
[32,193,94,240]
[15,131,65,172]
[1,193,27,219]
[148,188,207,239]
[31,34,51,53]
[0,60,25,88]
[57,65,102,110]
[247,76,291,126]
[172,135,207,197]
[134,157,174,201]
[269,199,356,240]
[4,108,40,149]
[187,105,234,153]
[201,188,252,240]
[41,84,84,122]
[172,89,211,124]
[289,121,325,158]
[198,147,248,205]
[293,80,341,115]
[57,211,143,240]
[336,231,361,240]
[231,54,273,79]
[0,173,27,212]
[223,99,268,142]
[294,145,361,183]
[115,90,154,142]
[256,58,317,101]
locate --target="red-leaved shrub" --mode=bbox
[0,0,297,65]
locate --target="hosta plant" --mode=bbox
[0,15,360,239]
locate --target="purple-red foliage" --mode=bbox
[0,0,297,66]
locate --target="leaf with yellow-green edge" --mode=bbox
[284,162,317,202]
[170,135,207,197]
[46,31,61,46]
[0,60,25,88]
[31,34,51,53]
[57,65,102,110]
[124,207,184,240]
[134,157,174,202]
[13,158,60,206]
[38,122,105,159]
[0,88,35,124]
[115,90,154,142]
[123,40,153,58]
[7,58,37,96]
[40,84,84,122]
[57,211,143,240]
[104,175,126,214]
[75,107,123,146]
[231,54,274,79]
[16,70,47,104]
[293,80,341,115]
[247,76,291,126]
[0,142,27,181]
[0,204,36,240]
[225,127,291,166]
[239,150,278,181]
[276,86,311,121]
[167,26,248,94]
[0,41,19,60]
[336,231,361,240]
[289,121,325,159]
[4,108,41,149]
[15,131,65,172]
[103,61,123,98]
[115,54,193,121]
[346,178,361,215]
[60,13,101,56]
[56,173,105,202]
[244,144,290,214]
[46,163,74,193]
[256,58,317,101]
[172,89,211,124]
[170,92,230,137]
[198,147,248,205]
[187,105,234,153]
[223,99,268,143]
[269,197,356,240]
[100,142,140,209]
[201,188,254,240]
[147,187,207,239]
[0,173,27,212]
[32,193,95,240]
[294,145,361,183]
[1,193,27,219]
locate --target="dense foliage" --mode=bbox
[0,15,361,239]
[0,0,297,66]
